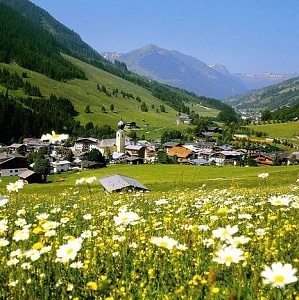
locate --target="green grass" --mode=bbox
[250,121,299,147]
[1,164,299,196]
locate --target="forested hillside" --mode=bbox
[0,4,86,81]
[226,76,299,111]
[0,0,105,63]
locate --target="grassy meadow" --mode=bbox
[251,121,299,142]
[1,164,299,299]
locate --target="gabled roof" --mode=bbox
[98,139,116,148]
[167,146,193,158]
[190,158,209,165]
[75,137,99,143]
[125,144,144,151]
[99,174,149,192]
[19,170,35,179]
[9,143,25,148]
[164,142,180,148]
[51,160,71,166]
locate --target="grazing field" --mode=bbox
[251,121,299,141]
[1,164,299,299]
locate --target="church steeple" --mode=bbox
[116,119,125,153]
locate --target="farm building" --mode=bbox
[19,170,43,184]
[99,174,149,192]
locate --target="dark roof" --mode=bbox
[98,174,149,192]
[164,142,180,148]
[80,160,105,168]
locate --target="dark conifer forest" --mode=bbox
[0,4,86,81]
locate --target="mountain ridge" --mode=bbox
[103,44,297,99]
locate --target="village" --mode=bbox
[1,119,299,184]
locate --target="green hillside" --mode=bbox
[226,76,299,111]
[0,57,219,140]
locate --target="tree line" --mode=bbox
[0,91,115,145]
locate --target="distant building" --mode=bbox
[99,174,149,192]
[0,154,28,177]
[19,170,43,184]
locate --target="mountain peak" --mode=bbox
[209,64,231,75]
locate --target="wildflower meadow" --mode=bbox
[1,167,299,299]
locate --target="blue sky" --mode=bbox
[30,0,299,74]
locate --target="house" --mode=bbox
[197,141,215,149]
[213,144,233,152]
[164,142,181,153]
[110,152,127,164]
[125,121,139,129]
[97,139,116,158]
[80,160,106,169]
[190,158,209,166]
[8,143,27,154]
[167,146,194,162]
[74,137,100,152]
[211,151,243,164]
[51,160,71,173]
[125,144,145,159]
[99,174,149,192]
[254,153,284,166]
[207,126,222,133]
[0,154,28,177]
[126,156,144,164]
[196,132,214,142]
[176,115,192,124]
[23,138,52,154]
[19,170,43,184]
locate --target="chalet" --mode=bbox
[8,143,27,154]
[247,147,267,157]
[51,160,71,173]
[23,138,52,154]
[164,142,181,153]
[126,156,144,164]
[80,160,106,169]
[19,170,43,184]
[213,144,233,152]
[110,152,126,164]
[211,151,243,164]
[125,144,145,159]
[167,146,194,162]
[0,154,28,177]
[97,139,116,158]
[125,121,139,129]
[74,137,100,152]
[197,141,215,149]
[207,126,222,133]
[176,115,192,125]
[254,152,287,166]
[196,132,214,142]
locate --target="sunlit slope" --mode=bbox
[0,55,219,131]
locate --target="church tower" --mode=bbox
[116,119,125,153]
